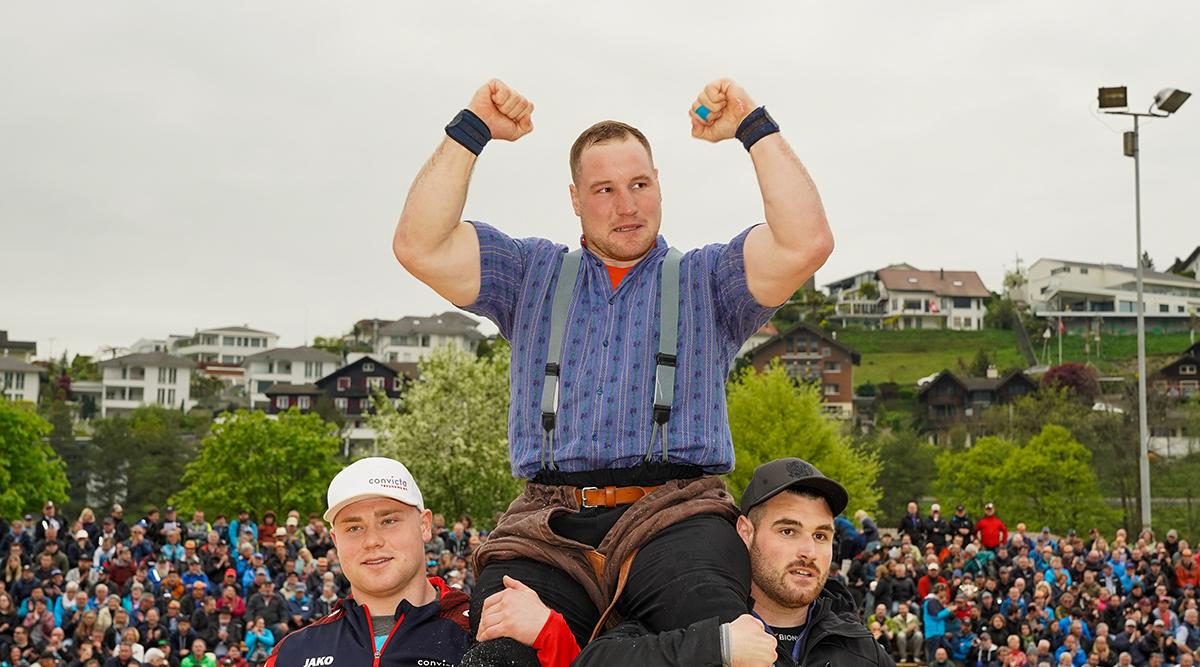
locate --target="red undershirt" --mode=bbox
[606,264,632,290]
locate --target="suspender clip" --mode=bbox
[654,352,676,368]
[652,405,672,426]
[541,411,557,432]
[545,362,560,376]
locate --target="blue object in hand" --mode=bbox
[696,104,711,121]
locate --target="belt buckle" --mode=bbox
[579,486,600,508]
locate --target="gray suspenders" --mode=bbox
[539,247,683,470]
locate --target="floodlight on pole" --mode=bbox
[1096,85,1189,532]
[1098,86,1128,109]
[1153,88,1191,115]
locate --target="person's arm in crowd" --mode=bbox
[393,79,533,307]
[687,78,833,308]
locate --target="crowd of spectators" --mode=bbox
[0,501,485,667]
[837,501,1200,667]
[12,494,1200,667]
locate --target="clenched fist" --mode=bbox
[689,78,757,143]
[728,614,778,667]
[467,79,535,142]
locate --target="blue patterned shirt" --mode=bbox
[463,221,777,479]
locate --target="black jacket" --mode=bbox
[575,579,895,666]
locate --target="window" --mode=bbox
[157,388,167,404]
[157,367,177,384]
[1180,306,1186,313]
[257,381,273,393]
[223,336,234,346]
[298,396,311,410]
[2,372,25,390]
[1119,301,1136,313]
[167,389,175,406]
[420,335,431,347]
[337,377,350,391]
[1160,304,1170,313]
[1182,365,1198,376]
[359,398,372,413]
[823,384,839,396]
[821,347,831,358]
[1182,381,1199,397]
[363,362,375,372]
[304,362,321,379]
[824,362,841,373]
[953,297,972,309]
[368,377,384,390]
[902,299,924,311]
[275,396,289,409]
[1080,267,1089,274]
[334,398,348,411]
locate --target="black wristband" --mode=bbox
[445,109,491,156]
[734,106,780,152]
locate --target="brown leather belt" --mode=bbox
[574,485,662,508]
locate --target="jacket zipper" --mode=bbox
[362,605,405,667]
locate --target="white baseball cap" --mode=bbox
[324,457,424,523]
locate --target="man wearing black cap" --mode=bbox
[576,458,894,666]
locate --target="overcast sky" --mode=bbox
[2,2,1196,360]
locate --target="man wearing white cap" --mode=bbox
[264,457,577,667]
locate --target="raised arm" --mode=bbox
[690,79,834,308]
[392,79,534,306]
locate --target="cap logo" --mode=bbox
[786,461,812,478]
[368,476,409,491]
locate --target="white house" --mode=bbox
[243,346,341,409]
[375,312,484,362]
[1019,258,1200,333]
[97,352,195,417]
[0,357,43,403]
[876,267,990,331]
[1168,247,1200,278]
[173,326,279,365]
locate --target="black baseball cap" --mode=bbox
[739,458,849,516]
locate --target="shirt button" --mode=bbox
[602,339,609,347]
[596,387,603,396]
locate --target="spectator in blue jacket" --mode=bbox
[923,583,956,664]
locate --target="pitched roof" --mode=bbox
[264,383,321,396]
[877,268,991,297]
[0,357,44,373]
[378,312,482,338]
[242,346,340,365]
[97,352,195,369]
[1169,247,1200,274]
[749,322,861,364]
[0,331,36,351]
[918,369,1036,397]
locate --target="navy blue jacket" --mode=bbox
[266,580,470,667]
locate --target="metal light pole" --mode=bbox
[1097,86,1190,532]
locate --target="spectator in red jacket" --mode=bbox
[974,502,1008,551]
[1176,550,1200,592]
[917,561,948,600]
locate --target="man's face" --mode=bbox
[569,137,662,265]
[736,491,834,612]
[907,502,917,515]
[331,497,431,603]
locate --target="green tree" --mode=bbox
[933,425,1114,532]
[372,343,519,524]
[0,399,68,518]
[88,407,209,516]
[861,418,938,525]
[311,336,348,357]
[726,364,882,516]
[190,374,226,411]
[857,282,879,300]
[1003,425,1115,531]
[173,409,342,518]
[967,349,991,377]
[45,401,92,516]
[933,434,1017,514]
